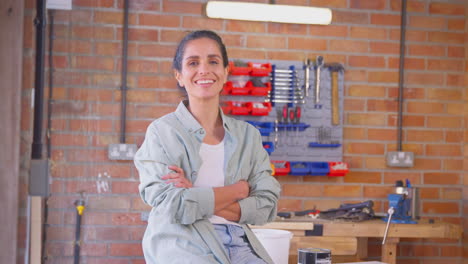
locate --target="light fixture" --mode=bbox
[205,1,332,25]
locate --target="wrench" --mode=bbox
[315,56,324,105]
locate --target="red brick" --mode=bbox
[419,187,440,199]
[441,245,463,257]
[406,72,444,86]
[365,157,387,169]
[371,14,401,26]
[388,114,425,128]
[333,11,369,24]
[344,98,365,111]
[247,36,286,49]
[117,0,160,11]
[389,29,427,42]
[69,119,114,133]
[69,88,114,102]
[363,185,394,198]
[95,42,121,56]
[329,39,368,53]
[413,158,442,170]
[350,0,386,9]
[51,133,89,147]
[138,44,175,58]
[88,196,132,210]
[428,32,465,45]
[428,59,464,71]
[161,30,188,43]
[230,48,267,60]
[226,20,266,33]
[343,156,364,169]
[72,56,115,71]
[348,56,385,68]
[182,17,223,30]
[429,2,465,16]
[447,19,465,31]
[408,44,446,57]
[424,172,461,185]
[344,171,381,184]
[443,159,463,171]
[323,185,361,197]
[368,71,399,83]
[288,38,327,51]
[428,116,462,129]
[138,75,176,89]
[55,10,93,23]
[54,39,92,54]
[126,120,153,134]
[309,25,348,38]
[370,42,400,54]
[72,25,115,40]
[406,129,444,142]
[392,0,428,13]
[88,165,133,179]
[368,128,397,141]
[441,188,462,200]
[388,57,425,70]
[74,0,114,7]
[407,102,445,114]
[348,113,387,126]
[384,172,421,185]
[367,99,398,112]
[347,142,385,155]
[345,69,367,82]
[310,0,347,8]
[426,144,462,156]
[270,50,308,61]
[163,1,203,14]
[343,127,366,140]
[46,226,75,240]
[94,11,126,25]
[112,213,146,226]
[446,74,464,87]
[409,16,446,30]
[281,184,322,197]
[110,243,143,256]
[112,181,139,194]
[423,201,459,214]
[445,131,463,143]
[266,23,306,35]
[350,26,387,40]
[139,13,180,27]
[447,47,465,58]
[220,34,246,47]
[86,226,131,241]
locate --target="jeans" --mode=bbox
[213,224,267,264]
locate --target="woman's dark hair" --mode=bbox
[172,30,229,77]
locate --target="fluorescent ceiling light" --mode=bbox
[205,1,332,25]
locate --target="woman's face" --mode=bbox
[175,37,229,102]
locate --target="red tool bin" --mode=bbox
[327,162,349,177]
[248,81,271,96]
[221,82,232,95]
[271,160,290,176]
[229,61,251,75]
[230,101,250,115]
[226,81,251,95]
[248,62,272,77]
[247,102,272,116]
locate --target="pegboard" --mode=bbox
[221,58,345,176]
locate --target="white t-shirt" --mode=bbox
[194,139,239,225]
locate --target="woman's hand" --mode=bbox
[162,165,193,188]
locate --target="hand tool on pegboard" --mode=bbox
[304,58,311,97]
[324,63,344,126]
[314,56,324,109]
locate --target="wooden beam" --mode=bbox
[0,0,24,263]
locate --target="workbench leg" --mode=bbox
[381,237,399,264]
[356,237,368,260]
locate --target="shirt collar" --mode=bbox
[174,100,231,134]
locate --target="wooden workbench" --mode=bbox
[251,218,462,264]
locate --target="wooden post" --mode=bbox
[381,237,399,264]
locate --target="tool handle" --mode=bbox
[295,106,301,123]
[331,71,339,125]
[282,105,288,123]
[289,109,295,124]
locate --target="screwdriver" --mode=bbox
[282,105,289,143]
[294,106,301,144]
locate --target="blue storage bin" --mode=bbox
[309,162,330,176]
[289,161,310,176]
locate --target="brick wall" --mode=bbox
[19,0,466,263]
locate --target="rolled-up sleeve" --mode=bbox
[134,121,215,225]
[237,128,281,225]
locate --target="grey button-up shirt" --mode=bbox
[134,101,281,264]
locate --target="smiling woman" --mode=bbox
[134,30,281,264]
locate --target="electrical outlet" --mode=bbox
[108,143,137,160]
[386,151,414,167]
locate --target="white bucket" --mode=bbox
[252,229,293,264]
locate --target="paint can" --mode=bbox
[297,248,331,264]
